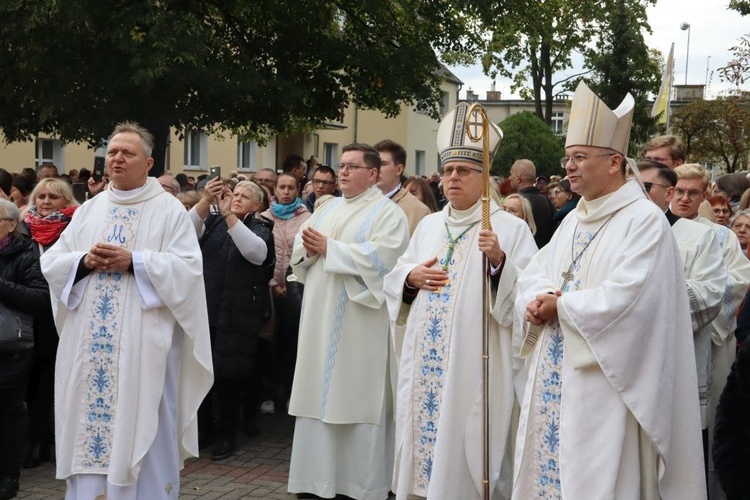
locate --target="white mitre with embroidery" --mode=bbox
[437,102,503,167]
[565,81,635,155]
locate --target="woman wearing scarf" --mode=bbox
[261,173,310,411]
[22,178,79,469]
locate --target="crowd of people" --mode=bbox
[3,84,750,500]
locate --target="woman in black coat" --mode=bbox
[190,179,274,461]
[0,198,50,499]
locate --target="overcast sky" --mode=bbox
[448,0,748,100]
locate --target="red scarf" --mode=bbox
[24,205,78,246]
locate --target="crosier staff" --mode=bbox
[465,103,495,500]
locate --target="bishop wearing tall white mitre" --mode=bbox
[383,102,537,500]
[514,82,706,499]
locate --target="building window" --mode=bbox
[415,150,426,177]
[439,91,450,117]
[35,138,64,170]
[184,130,207,169]
[323,143,338,167]
[237,140,258,171]
[551,112,565,135]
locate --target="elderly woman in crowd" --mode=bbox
[552,178,580,228]
[403,176,439,213]
[710,195,733,227]
[502,193,537,236]
[22,177,79,470]
[260,173,311,412]
[0,198,50,499]
[731,209,750,259]
[190,178,275,461]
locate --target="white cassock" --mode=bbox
[671,217,726,429]
[40,179,213,499]
[383,200,537,500]
[287,186,410,500]
[690,216,750,500]
[514,180,706,500]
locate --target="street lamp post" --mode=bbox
[681,22,691,85]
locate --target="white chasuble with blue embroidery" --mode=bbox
[76,207,142,471]
[384,200,538,500]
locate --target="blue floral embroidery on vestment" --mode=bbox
[77,206,140,470]
[411,225,474,495]
[320,282,348,419]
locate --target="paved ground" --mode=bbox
[17,412,297,499]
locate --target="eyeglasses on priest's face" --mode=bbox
[643,181,670,193]
[442,165,482,177]
[337,163,374,173]
[560,153,615,168]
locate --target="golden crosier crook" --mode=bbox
[464,102,492,500]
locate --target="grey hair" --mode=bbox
[109,121,155,157]
[0,198,20,237]
[730,209,750,228]
[234,180,264,205]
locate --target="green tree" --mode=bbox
[0,0,485,173]
[671,96,750,172]
[720,0,750,87]
[580,0,661,156]
[492,111,565,176]
[481,0,654,126]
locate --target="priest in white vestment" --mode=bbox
[514,82,706,499]
[287,143,410,500]
[40,123,213,499]
[383,103,537,500]
[670,163,750,500]
[639,161,726,437]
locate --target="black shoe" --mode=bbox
[211,436,235,461]
[22,442,51,469]
[0,475,19,500]
[198,431,214,450]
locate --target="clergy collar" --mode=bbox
[383,184,401,199]
[576,179,644,223]
[445,199,502,226]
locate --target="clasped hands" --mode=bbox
[525,290,561,325]
[84,243,132,273]
[302,227,327,257]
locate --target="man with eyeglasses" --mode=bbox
[374,139,430,235]
[644,134,715,222]
[287,143,409,500]
[383,102,537,500]
[302,165,340,213]
[253,168,278,197]
[515,82,705,499]
[640,161,726,475]
[671,163,750,498]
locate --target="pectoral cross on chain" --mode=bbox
[561,268,575,290]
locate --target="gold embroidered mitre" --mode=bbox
[565,82,635,155]
[437,102,503,167]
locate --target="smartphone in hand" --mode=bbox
[93,156,106,181]
[209,165,221,181]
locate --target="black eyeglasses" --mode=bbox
[312,179,335,186]
[643,181,670,193]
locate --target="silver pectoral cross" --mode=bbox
[561,268,575,290]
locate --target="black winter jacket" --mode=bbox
[0,235,51,387]
[200,213,274,380]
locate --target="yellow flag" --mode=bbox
[651,43,674,123]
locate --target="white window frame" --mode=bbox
[415,150,426,177]
[323,143,339,167]
[237,140,259,172]
[551,112,565,135]
[35,138,64,170]
[184,130,208,170]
